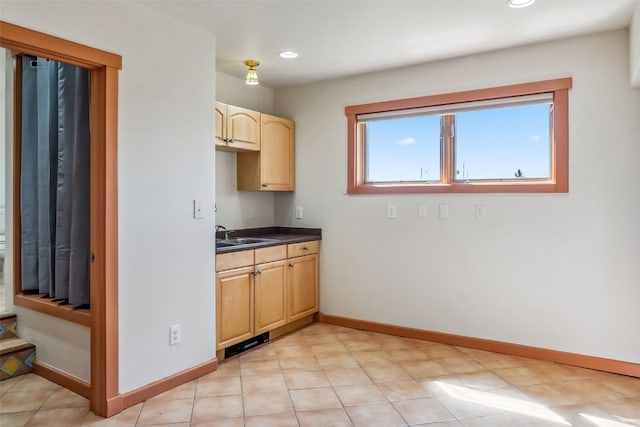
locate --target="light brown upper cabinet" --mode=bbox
[237,113,295,192]
[215,102,261,152]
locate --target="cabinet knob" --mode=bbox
[288,263,294,268]
[261,184,268,188]
[302,246,309,251]
[253,269,263,276]
[228,138,234,144]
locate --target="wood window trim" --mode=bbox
[346,78,572,194]
[1,21,122,417]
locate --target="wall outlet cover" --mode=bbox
[439,204,449,219]
[387,204,397,219]
[170,324,181,346]
[417,203,427,219]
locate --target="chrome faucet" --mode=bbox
[215,225,230,240]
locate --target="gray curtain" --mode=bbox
[21,56,91,306]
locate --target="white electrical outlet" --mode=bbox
[417,203,427,219]
[170,324,181,346]
[439,204,449,219]
[295,206,303,219]
[387,204,397,219]
[249,206,257,220]
[475,204,486,220]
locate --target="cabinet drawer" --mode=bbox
[287,240,319,258]
[216,250,254,272]
[255,245,286,264]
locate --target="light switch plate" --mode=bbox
[295,206,303,219]
[193,200,204,219]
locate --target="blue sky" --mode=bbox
[365,103,551,182]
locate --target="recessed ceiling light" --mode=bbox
[279,51,298,59]
[507,0,535,8]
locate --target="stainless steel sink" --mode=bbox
[216,237,280,249]
[215,241,239,248]
[224,237,278,244]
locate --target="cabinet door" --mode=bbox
[216,267,254,350]
[287,254,319,322]
[227,105,260,151]
[214,102,226,148]
[254,260,287,334]
[260,114,295,191]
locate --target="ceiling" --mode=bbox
[140,0,639,89]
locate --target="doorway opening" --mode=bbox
[0,21,121,417]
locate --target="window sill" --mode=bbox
[14,293,91,327]
[348,181,567,195]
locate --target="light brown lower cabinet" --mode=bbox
[215,240,319,351]
[215,266,254,350]
[254,260,287,334]
[287,254,319,322]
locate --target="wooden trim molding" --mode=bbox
[89,58,121,419]
[0,21,122,69]
[1,20,122,417]
[12,55,23,301]
[14,294,91,327]
[33,361,91,399]
[120,359,218,409]
[345,78,572,116]
[552,88,569,193]
[319,313,640,378]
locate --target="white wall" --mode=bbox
[215,72,276,229]
[15,311,92,379]
[631,2,640,87]
[274,30,640,364]
[0,49,5,220]
[1,2,217,391]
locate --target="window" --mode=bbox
[346,78,571,194]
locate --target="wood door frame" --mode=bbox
[0,21,121,417]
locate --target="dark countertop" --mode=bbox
[215,226,321,254]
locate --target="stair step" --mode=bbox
[0,317,36,381]
[0,313,18,340]
[1,338,36,381]
[1,338,35,355]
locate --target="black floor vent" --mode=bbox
[224,332,270,359]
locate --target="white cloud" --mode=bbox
[398,136,416,145]
[530,135,541,141]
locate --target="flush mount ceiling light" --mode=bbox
[507,0,535,8]
[244,59,260,85]
[279,51,298,59]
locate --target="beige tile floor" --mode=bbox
[1,322,639,426]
